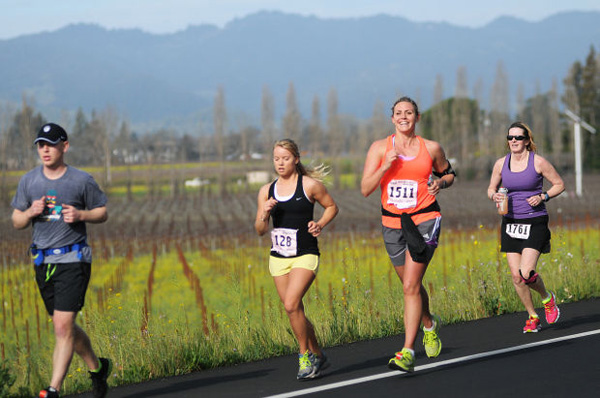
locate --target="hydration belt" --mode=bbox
[30,241,87,266]
[381,201,441,218]
[381,201,441,264]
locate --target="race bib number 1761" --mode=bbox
[506,223,531,240]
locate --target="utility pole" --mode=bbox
[565,109,596,197]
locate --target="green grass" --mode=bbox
[1,226,598,396]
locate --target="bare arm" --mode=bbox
[62,204,108,224]
[361,139,394,197]
[487,157,504,203]
[305,177,339,237]
[254,183,277,236]
[533,155,565,203]
[426,140,455,195]
[11,195,46,229]
[12,208,36,230]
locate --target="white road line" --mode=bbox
[264,329,600,398]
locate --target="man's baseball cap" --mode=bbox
[34,123,68,145]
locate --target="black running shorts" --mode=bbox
[34,262,92,315]
[501,215,551,254]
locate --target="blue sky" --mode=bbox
[2,0,600,39]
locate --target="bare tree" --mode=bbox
[562,61,582,115]
[515,83,525,120]
[99,106,119,187]
[327,88,342,188]
[548,79,562,159]
[282,82,301,144]
[0,101,15,204]
[451,97,473,166]
[432,75,447,143]
[579,46,600,168]
[214,86,226,163]
[197,118,207,163]
[237,115,250,162]
[472,77,484,108]
[530,81,546,152]
[19,96,37,170]
[261,85,276,154]
[114,120,133,199]
[455,66,468,98]
[369,100,388,143]
[308,95,322,157]
[434,74,444,104]
[214,86,227,194]
[489,60,511,156]
[472,77,488,160]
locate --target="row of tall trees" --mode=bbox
[1,47,599,187]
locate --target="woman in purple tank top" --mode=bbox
[487,122,565,333]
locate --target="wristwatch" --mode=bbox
[542,192,550,202]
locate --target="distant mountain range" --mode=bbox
[1,10,599,133]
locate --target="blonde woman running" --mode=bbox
[255,139,339,380]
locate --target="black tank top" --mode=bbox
[268,175,319,257]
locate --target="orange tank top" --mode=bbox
[380,135,440,229]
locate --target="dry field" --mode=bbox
[1,174,599,266]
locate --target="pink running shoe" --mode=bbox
[523,316,541,333]
[543,292,560,324]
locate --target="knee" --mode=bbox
[403,281,421,296]
[519,269,539,285]
[283,298,302,315]
[53,319,75,340]
[511,274,524,286]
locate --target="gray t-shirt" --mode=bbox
[11,165,107,264]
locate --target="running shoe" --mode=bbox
[297,351,317,380]
[39,387,59,398]
[423,314,442,358]
[309,351,330,375]
[89,357,112,398]
[523,316,541,333]
[543,291,560,324]
[388,348,415,372]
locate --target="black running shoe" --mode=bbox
[39,386,59,398]
[89,357,112,398]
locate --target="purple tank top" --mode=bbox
[500,151,547,219]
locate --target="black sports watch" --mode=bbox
[542,192,550,202]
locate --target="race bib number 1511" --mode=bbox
[387,180,418,209]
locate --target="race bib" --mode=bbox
[506,223,531,240]
[387,180,418,209]
[271,228,298,257]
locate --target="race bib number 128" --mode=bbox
[271,228,298,257]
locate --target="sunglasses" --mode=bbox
[507,135,527,141]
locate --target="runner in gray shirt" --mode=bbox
[11,123,111,398]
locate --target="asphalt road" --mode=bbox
[71,298,600,398]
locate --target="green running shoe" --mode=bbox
[388,348,415,372]
[423,314,442,358]
[309,351,330,375]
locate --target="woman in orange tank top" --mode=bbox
[361,96,455,372]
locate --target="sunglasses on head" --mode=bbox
[507,135,527,141]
